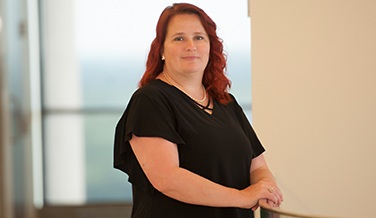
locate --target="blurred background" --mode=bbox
[2,1,376,218]
[0,0,253,217]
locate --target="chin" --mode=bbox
[183,69,205,74]
[182,66,205,74]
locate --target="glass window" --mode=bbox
[41,0,251,205]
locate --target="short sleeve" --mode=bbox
[124,92,186,143]
[230,95,265,158]
[113,87,186,193]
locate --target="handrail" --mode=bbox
[259,201,341,218]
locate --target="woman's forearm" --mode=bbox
[250,166,275,185]
[154,166,251,208]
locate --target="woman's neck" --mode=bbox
[159,70,206,102]
[161,67,203,90]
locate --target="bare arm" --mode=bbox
[129,134,261,209]
[247,154,283,209]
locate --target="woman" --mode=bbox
[114,3,283,218]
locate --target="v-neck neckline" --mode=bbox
[193,98,214,115]
[156,79,215,116]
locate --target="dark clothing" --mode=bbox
[114,79,265,218]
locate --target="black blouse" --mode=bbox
[114,79,265,218]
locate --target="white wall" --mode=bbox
[250,1,376,217]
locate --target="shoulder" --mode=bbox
[126,80,175,114]
[131,80,172,102]
[134,80,167,96]
[225,93,241,109]
[228,93,236,102]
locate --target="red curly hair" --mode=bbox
[139,3,231,105]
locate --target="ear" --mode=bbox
[160,47,164,58]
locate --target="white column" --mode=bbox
[41,0,86,204]
[26,0,43,210]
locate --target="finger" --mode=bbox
[274,192,282,206]
[267,198,281,208]
[265,191,279,206]
[258,198,268,206]
[267,186,283,205]
[262,180,283,202]
[274,188,283,204]
[258,198,269,209]
[267,199,275,208]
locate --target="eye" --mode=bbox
[174,37,184,41]
[195,36,204,40]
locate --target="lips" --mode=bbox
[182,56,198,60]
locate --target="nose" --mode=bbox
[186,39,197,51]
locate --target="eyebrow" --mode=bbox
[170,31,208,37]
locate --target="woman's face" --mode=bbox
[162,14,210,77]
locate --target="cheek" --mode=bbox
[202,44,210,56]
[203,48,210,61]
[165,46,180,57]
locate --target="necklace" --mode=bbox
[163,71,206,103]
